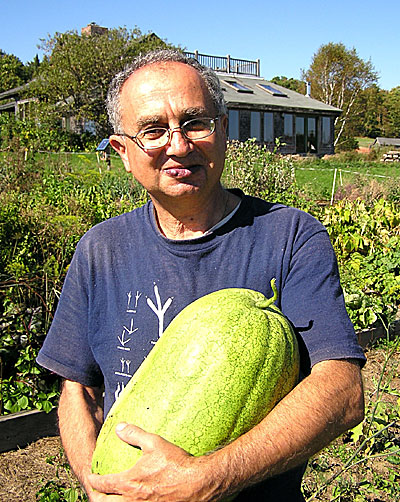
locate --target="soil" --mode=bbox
[0,345,399,502]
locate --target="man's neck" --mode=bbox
[151,188,240,240]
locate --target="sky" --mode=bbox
[1,0,399,91]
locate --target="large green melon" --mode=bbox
[92,279,300,475]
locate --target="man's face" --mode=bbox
[110,62,227,203]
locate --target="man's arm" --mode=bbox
[58,379,104,497]
[88,358,364,501]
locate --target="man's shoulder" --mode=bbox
[242,194,323,230]
[73,204,151,257]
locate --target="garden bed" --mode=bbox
[0,343,398,502]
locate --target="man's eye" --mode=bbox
[140,128,167,139]
[186,119,209,131]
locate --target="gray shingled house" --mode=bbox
[0,49,341,156]
[186,52,342,156]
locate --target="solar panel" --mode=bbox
[96,139,110,151]
[257,84,288,97]
[224,80,253,93]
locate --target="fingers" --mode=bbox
[115,422,160,454]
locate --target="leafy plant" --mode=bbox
[303,333,400,501]
[223,139,297,205]
[36,450,88,502]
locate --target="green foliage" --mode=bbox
[303,335,400,501]
[302,42,378,148]
[321,198,400,329]
[0,50,27,92]
[223,139,297,205]
[0,114,100,152]
[0,150,144,415]
[384,86,400,137]
[30,27,173,136]
[36,450,88,501]
[270,75,306,94]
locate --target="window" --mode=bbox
[296,116,306,153]
[296,116,318,154]
[228,109,239,140]
[224,80,253,93]
[250,112,261,141]
[307,117,317,152]
[257,83,287,97]
[283,114,293,138]
[322,116,331,146]
[264,112,274,143]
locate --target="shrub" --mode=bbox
[223,139,297,205]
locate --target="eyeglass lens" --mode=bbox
[137,118,216,149]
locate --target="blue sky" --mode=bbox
[1,0,399,91]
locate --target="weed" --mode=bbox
[303,331,400,501]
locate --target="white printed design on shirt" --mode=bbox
[146,284,173,339]
[113,284,173,400]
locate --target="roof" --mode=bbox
[373,137,400,147]
[218,74,342,115]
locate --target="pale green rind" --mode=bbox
[92,287,300,475]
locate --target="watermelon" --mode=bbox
[92,279,299,475]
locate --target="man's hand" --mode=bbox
[87,423,223,501]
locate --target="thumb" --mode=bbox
[115,422,157,454]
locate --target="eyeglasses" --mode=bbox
[119,117,220,151]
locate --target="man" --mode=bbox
[37,49,365,501]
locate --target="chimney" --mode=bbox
[81,23,108,36]
[306,82,311,97]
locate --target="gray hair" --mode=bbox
[106,49,227,133]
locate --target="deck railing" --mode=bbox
[184,51,260,77]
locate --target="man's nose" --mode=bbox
[165,127,192,156]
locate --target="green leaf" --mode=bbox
[349,421,364,443]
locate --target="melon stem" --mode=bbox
[255,278,278,309]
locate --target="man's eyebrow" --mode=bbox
[134,107,210,129]
[135,115,163,129]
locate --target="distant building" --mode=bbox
[186,51,341,156]
[0,83,35,119]
[81,22,108,37]
[371,137,400,149]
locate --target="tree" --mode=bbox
[351,84,387,138]
[384,87,400,137]
[270,76,305,94]
[29,27,172,137]
[0,51,27,92]
[302,43,378,149]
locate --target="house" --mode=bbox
[371,137,400,149]
[185,51,341,156]
[1,45,341,155]
[0,83,35,119]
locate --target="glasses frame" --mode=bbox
[118,116,220,151]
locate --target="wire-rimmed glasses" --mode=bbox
[118,117,220,151]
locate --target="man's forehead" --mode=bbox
[119,61,215,126]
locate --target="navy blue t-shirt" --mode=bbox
[37,190,365,501]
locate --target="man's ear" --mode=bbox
[221,114,228,133]
[109,135,131,173]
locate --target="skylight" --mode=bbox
[257,84,288,97]
[224,80,253,93]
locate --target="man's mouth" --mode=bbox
[163,165,201,178]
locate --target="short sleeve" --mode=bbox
[36,240,103,386]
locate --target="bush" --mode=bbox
[0,114,101,152]
[0,150,144,414]
[223,139,297,205]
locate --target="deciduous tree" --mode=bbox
[270,76,305,94]
[302,43,378,149]
[30,27,172,137]
[0,51,26,92]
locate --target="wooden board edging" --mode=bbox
[0,408,58,453]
